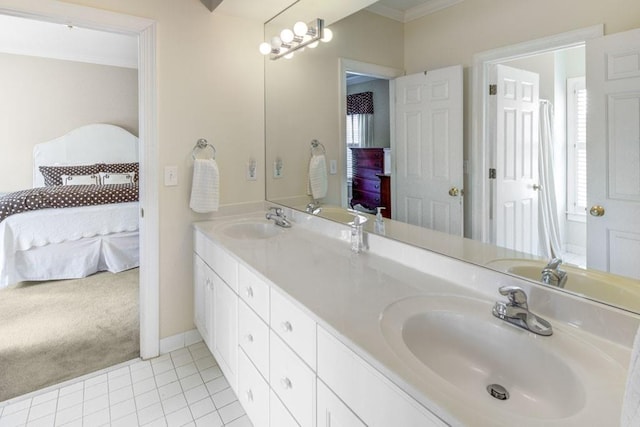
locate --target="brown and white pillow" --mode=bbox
[61,174,101,186]
[39,164,102,187]
[101,163,139,183]
[99,172,134,185]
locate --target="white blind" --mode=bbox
[567,76,587,218]
[346,115,362,180]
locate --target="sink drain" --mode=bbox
[487,384,509,401]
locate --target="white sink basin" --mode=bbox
[486,258,640,312]
[221,221,282,239]
[380,295,625,423]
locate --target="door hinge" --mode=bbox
[489,84,497,95]
[140,207,144,218]
[489,168,496,179]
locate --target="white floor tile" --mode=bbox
[158,382,182,401]
[225,415,252,427]
[200,366,223,383]
[0,408,28,427]
[109,372,133,391]
[54,404,82,426]
[26,413,55,427]
[82,407,110,426]
[31,390,58,406]
[27,399,56,421]
[84,382,108,401]
[205,377,229,397]
[165,406,193,427]
[212,388,237,410]
[175,363,198,380]
[137,402,164,425]
[1,399,31,416]
[180,373,204,392]
[155,370,179,388]
[184,385,209,406]
[131,365,154,383]
[133,377,157,396]
[110,384,135,405]
[58,383,82,398]
[194,410,223,427]
[57,390,83,411]
[111,412,139,427]
[83,394,109,416]
[109,398,136,421]
[135,389,161,410]
[84,373,108,388]
[189,397,215,420]
[161,393,187,415]
[218,401,245,424]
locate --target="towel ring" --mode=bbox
[310,139,326,155]
[191,138,216,160]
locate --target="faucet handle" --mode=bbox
[498,286,528,307]
[546,257,563,269]
[268,206,284,216]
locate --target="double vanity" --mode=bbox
[193,206,639,426]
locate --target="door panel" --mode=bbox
[394,65,464,235]
[586,28,640,279]
[492,64,540,256]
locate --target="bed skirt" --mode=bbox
[1,231,139,287]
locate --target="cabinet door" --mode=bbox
[317,381,365,427]
[238,349,269,427]
[212,271,238,392]
[194,254,212,348]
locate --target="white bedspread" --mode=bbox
[0,203,139,287]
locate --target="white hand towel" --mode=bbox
[307,154,328,200]
[189,158,219,213]
[622,325,640,426]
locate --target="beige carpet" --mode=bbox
[0,268,139,402]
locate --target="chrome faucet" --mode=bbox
[541,258,568,288]
[265,207,292,228]
[305,202,322,215]
[492,286,553,336]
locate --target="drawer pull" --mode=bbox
[246,390,254,402]
[281,321,293,333]
[280,377,293,389]
[245,286,254,298]
[245,334,254,343]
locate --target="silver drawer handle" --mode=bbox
[281,321,293,333]
[246,334,254,343]
[280,377,292,389]
[245,286,254,298]
[246,389,253,402]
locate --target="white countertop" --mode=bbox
[194,211,636,427]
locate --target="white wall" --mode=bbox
[0,53,138,191]
[55,0,266,339]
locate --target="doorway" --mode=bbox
[0,0,159,363]
[472,25,603,267]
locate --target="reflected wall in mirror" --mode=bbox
[265,0,640,313]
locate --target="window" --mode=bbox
[346,91,374,181]
[346,115,363,180]
[567,76,587,221]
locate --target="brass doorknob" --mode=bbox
[589,205,605,217]
[533,184,543,191]
[449,187,460,197]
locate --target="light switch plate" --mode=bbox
[329,159,337,175]
[164,165,178,186]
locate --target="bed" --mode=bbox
[0,124,140,288]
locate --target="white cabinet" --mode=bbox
[317,381,365,427]
[193,254,213,347]
[212,268,238,392]
[194,227,443,427]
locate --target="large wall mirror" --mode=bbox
[265,0,640,314]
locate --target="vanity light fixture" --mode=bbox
[259,18,332,60]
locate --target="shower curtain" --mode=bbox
[538,100,563,258]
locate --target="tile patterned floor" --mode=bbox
[0,342,251,427]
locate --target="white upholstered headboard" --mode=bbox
[33,124,139,188]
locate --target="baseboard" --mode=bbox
[159,329,203,354]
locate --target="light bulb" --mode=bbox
[259,42,271,55]
[280,28,294,44]
[293,21,308,36]
[308,40,319,49]
[321,28,333,43]
[271,36,282,49]
[284,52,294,59]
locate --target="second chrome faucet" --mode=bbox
[492,286,553,336]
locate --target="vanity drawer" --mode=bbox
[270,288,317,369]
[317,326,445,427]
[238,263,270,322]
[270,390,300,427]
[238,300,269,379]
[270,331,316,427]
[238,349,269,427]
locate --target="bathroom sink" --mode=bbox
[221,221,282,240]
[486,258,640,312]
[380,295,623,422]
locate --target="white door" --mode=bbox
[586,28,640,279]
[490,64,540,255]
[394,65,464,235]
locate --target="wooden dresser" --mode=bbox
[350,147,391,218]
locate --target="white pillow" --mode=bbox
[99,172,135,185]
[60,174,100,186]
